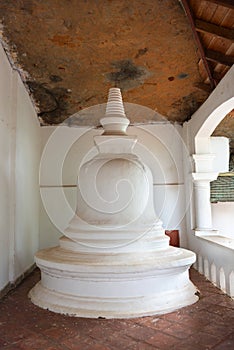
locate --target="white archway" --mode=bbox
[195,98,234,155]
[185,65,234,232]
[183,66,234,298]
[196,98,234,139]
[188,65,234,153]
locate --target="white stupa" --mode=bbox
[29,88,198,318]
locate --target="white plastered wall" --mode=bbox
[212,202,234,239]
[0,44,40,292]
[39,122,188,249]
[0,44,11,291]
[210,137,229,173]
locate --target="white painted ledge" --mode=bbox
[195,231,234,250]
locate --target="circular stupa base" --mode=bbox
[29,245,198,319]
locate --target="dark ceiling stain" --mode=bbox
[177,72,189,79]
[106,59,151,90]
[135,48,148,58]
[27,81,71,124]
[19,0,33,14]
[167,92,202,122]
[50,75,63,82]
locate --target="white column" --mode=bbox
[193,176,214,230]
[192,153,218,232]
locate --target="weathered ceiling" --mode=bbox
[0,0,233,148]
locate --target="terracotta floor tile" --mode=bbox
[138,317,172,331]
[0,337,8,347]
[62,335,111,350]
[160,311,182,322]
[86,324,120,341]
[41,347,67,350]
[213,332,234,350]
[97,334,139,350]
[0,323,36,344]
[61,337,89,350]
[171,342,207,350]
[202,322,233,337]
[87,344,111,350]
[146,331,180,349]
[10,334,55,350]
[205,303,234,317]
[124,324,156,342]
[219,300,234,309]
[44,324,80,341]
[1,346,23,350]
[162,321,195,339]
[0,268,234,350]
[203,293,233,305]
[168,310,212,329]
[180,331,224,349]
[128,342,159,350]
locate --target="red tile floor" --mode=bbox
[0,268,233,350]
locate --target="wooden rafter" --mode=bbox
[205,49,234,66]
[179,0,216,89]
[195,19,234,41]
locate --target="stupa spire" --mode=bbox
[100,88,130,135]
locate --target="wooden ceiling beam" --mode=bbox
[195,19,234,41]
[179,0,216,89]
[205,49,234,66]
[212,70,225,80]
[205,0,234,10]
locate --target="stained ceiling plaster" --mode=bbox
[0,0,233,152]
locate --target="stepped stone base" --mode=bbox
[29,241,198,319]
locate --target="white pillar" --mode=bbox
[192,153,218,232]
[193,176,214,230]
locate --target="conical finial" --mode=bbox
[105,88,126,118]
[100,88,130,135]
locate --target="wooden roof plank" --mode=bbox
[200,1,218,21]
[205,0,234,10]
[213,6,231,26]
